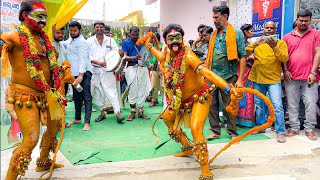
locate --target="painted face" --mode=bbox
[166,30,183,52]
[25,2,47,29]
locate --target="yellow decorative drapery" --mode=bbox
[44,0,89,40]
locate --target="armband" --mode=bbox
[195,63,206,74]
[7,109,15,115]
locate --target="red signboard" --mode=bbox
[253,0,281,20]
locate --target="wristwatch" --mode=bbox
[310,71,317,76]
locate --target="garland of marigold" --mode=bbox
[164,45,187,112]
[17,24,60,92]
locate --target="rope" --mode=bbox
[39,114,65,180]
[39,67,69,179]
[152,106,168,139]
[208,87,275,165]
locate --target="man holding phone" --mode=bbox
[283,9,320,141]
[246,21,289,143]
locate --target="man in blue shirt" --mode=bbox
[65,21,93,131]
[122,26,152,120]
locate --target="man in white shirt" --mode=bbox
[65,21,93,131]
[53,26,74,100]
[88,21,124,123]
[52,26,66,65]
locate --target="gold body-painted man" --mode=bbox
[0,1,65,179]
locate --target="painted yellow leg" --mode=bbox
[190,100,214,180]
[6,101,40,180]
[162,109,193,157]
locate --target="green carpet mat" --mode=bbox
[59,99,269,165]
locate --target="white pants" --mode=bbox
[91,72,120,113]
[124,66,152,108]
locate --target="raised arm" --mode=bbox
[187,51,232,93]
[147,44,165,63]
[136,32,165,63]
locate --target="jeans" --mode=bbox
[254,82,285,134]
[285,80,318,132]
[209,75,238,137]
[72,71,92,124]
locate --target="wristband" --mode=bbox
[0,39,5,46]
[195,63,206,74]
[310,71,316,76]
[224,84,233,94]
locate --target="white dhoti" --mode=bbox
[124,65,152,108]
[91,72,121,113]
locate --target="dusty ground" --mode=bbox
[1,129,320,180]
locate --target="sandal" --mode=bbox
[116,115,125,123]
[149,102,156,107]
[285,129,299,137]
[127,110,136,121]
[138,114,150,120]
[127,115,135,121]
[305,131,317,141]
[95,115,106,122]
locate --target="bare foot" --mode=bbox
[35,163,64,172]
[82,123,90,131]
[66,119,81,128]
[173,150,193,157]
[207,133,220,141]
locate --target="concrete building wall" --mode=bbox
[160,0,220,41]
[160,0,254,41]
[228,0,253,28]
